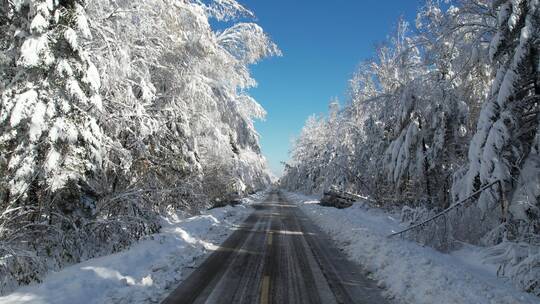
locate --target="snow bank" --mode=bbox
[0,195,262,304]
[283,192,539,304]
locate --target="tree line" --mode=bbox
[281,0,539,296]
[0,0,278,293]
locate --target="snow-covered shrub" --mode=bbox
[0,254,47,295]
[484,240,540,296]
[400,205,455,251]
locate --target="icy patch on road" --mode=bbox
[0,192,267,304]
[283,192,538,304]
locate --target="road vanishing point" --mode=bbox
[162,191,390,304]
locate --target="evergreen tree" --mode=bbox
[455,0,539,233]
[0,0,104,219]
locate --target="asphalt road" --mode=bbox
[162,191,390,304]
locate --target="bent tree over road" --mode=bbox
[162,191,389,304]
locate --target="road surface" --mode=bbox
[162,191,389,304]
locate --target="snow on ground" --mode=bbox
[283,192,539,304]
[0,192,267,304]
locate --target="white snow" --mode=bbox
[28,102,46,142]
[283,192,539,304]
[0,193,265,304]
[56,59,73,77]
[66,78,86,102]
[63,28,79,51]
[75,3,92,39]
[44,148,60,173]
[89,95,103,110]
[17,35,51,68]
[65,120,79,143]
[30,14,48,34]
[10,89,38,127]
[84,62,101,92]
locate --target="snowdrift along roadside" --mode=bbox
[0,192,267,304]
[283,192,539,304]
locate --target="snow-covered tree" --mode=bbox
[0,0,277,294]
[84,0,277,210]
[281,0,539,296]
[0,0,109,290]
[0,0,105,221]
[454,0,539,233]
[452,0,539,294]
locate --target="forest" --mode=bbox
[0,0,278,294]
[281,0,540,296]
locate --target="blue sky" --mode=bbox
[238,0,424,176]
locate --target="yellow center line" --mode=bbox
[260,275,270,304]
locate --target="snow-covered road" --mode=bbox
[284,192,539,304]
[0,193,266,304]
[162,191,389,304]
[3,190,538,304]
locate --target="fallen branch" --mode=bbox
[388,180,501,238]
